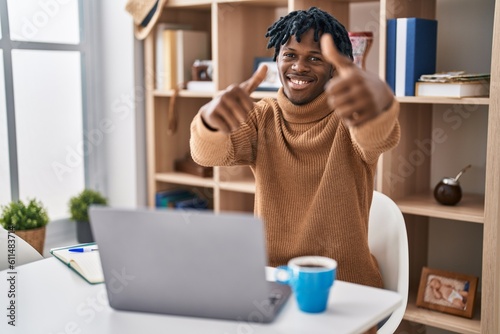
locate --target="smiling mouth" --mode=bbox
[288,77,314,89]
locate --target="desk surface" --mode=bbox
[1,258,401,334]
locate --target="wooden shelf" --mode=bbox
[217,0,288,6]
[155,172,216,188]
[144,0,500,332]
[166,0,212,9]
[396,96,489,105]
[251,91,278,99]
[219,179,256,193]
[153,89,214,98]
[153,89,277,100]
[404,293,481,334]
[396,192,484,224]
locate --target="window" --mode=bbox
[0,52,11,205]
[0,0,97,220]
[7,0,80,44]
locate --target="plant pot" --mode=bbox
[15,226,46,255]
[76,220,94,243]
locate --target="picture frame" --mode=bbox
[253,57,282,91]
[416,267,478,318]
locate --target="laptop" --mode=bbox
[88,206,291,323]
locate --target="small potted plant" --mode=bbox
[69,189,108,243]
[0,198,49,254]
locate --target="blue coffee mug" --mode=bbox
[275,256,337,313]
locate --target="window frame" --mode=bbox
[0,0,103,207]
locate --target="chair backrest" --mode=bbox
[368,191,409,334]
[0,226,44,271]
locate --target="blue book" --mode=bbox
[395,18,437,96]
[155,189,194,208]
[174,197,208,210]
[386,19,397,93]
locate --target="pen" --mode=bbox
[68,247,98,253]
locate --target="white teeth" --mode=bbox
[291,79,308,85]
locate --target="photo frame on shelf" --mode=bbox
[416,267,478,318]
[253,57,282,91]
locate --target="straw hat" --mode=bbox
[126,0,169,40]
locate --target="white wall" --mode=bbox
[349,2,380,75]
[45,0,147,254]
[96,0,146,208]
[426,1,494,332]
[429,0,493,279]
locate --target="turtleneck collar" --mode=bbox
[276,87,334,124]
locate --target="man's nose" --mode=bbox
[291,58,310,72]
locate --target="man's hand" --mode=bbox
[320,34,394,127]
[200,65,268,134]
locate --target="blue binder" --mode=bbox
[390,18,437,96]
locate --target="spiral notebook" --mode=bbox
[50,243,104,284]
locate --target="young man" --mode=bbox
[190,7,400,290]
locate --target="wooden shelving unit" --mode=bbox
[405,292,481,334]
[396,192,485,224]
[142,0,500,332]
[376,1,499,333]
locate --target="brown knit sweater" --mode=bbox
[190,88,400,288]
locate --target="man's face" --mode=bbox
[277,29,334,105]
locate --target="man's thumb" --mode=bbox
[320,34,353,75]
[241,64,268,94]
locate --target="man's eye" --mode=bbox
[283,53,295,58]
[310,56,321,62]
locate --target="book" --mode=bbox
[419,71,491,83]
[155,189,196,208]
[158,29,209,90]
[393,18,437,96]
[186,80,215,92]
[415,81,490,97]
[161,29,178,91]
[50,243,104,284]
[155,189,209,209]
[155,23,192,90]
[174,197,208,209]
[386,19,397,92]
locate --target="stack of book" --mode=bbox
[415,71,490,98]
[155,23,210,91]
[155,189,208,210]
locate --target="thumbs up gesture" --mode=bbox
[320,34,394,127]
[200,65,268,134]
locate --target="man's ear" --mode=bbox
[330,66,336,78]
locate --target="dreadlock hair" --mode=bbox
[265,7,353,61]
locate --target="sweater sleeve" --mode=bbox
[349,99,401,164]
[189,108,260,167]
[190,113,232,166]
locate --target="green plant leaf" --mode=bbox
[0,199,49,230]
[68,189,108,222]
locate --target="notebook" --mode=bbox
[50,243,104,284]
[88,206,291,323]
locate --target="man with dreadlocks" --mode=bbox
[190,7,399,294]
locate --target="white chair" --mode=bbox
[0,226,44,271]
[368,191,409,334]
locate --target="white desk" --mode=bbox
[1,258,401,334]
